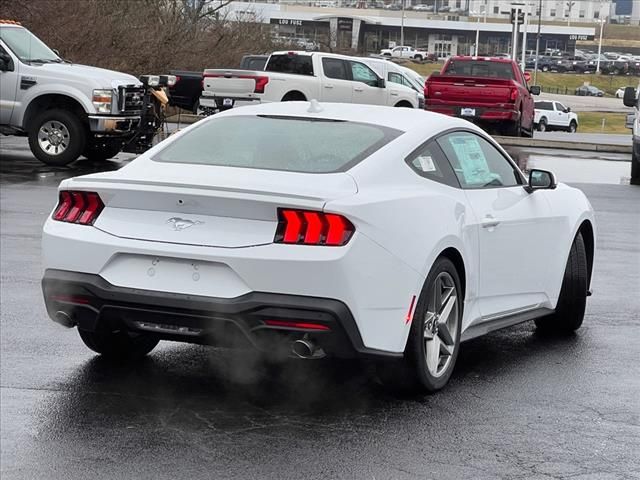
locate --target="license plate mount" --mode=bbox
[461,108,476,117]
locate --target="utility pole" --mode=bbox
[533,0,542,85]
[521,4,528,72]
[400,0,405,46]
[596,17,607,73]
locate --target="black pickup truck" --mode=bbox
[168,55,268,112]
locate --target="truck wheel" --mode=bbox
[631,150,640,186]
[28,109,86,166]
[503,116,522,137]
[542,65,549,72]
[414,55,423,61]
[281,91,306,102]
[569,120,577,133]
[538,117,547,132]
[83,141,122,161]
[394,101,413,108]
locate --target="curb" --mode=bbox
[166,115,632,155]
[493,136,632,154]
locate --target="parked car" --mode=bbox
[0,20,144,165]
[379,46,429,61]
[555,56,589,73]
[534,100,578,132]
[361,58,426,108]
[412,4,434,11]
[575,85,604,97]
[168,55,268,113]
[198,51,420,114]
[623,84,639,184]
[41,101,595,393]
[424,56,540,136]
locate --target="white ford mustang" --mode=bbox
[42,102,595,392]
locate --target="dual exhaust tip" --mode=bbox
[54,311,75,328]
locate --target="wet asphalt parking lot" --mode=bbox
[1,136,639,480]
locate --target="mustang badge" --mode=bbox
[166,217,203,231]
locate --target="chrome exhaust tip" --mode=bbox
[291,339,325,359]
[54,311,75,328]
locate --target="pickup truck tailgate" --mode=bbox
[426,76,513,105]
[202,69,266,97]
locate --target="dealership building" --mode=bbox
[222,2,596,56]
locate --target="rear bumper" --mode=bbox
[425,104,519,122]
[42,269,400,359]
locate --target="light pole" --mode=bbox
[596,17,607,74]
[533,0,542,85]
[521,3,528,72]
[400,0,405,46]
[566,1,575,26]
[470,9,482,55]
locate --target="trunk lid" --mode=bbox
[72,163,357,248]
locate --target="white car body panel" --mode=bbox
[41,103,595,354]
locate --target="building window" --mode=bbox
[579,10,585,18]
[550,9,556,17]
[536,8,540,16]
[493,6,499,14]
[455,0,461,7]
[594,11,600,19]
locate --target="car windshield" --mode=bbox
[0,26,61,63]
[443,60,514,79]
[154,115,402,173]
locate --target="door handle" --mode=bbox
[481,215,500,229]
[354,87,364,92]
[324,84,334,89]
[390,92,398,96]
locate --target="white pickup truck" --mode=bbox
[198,51,420,113]
[0,20,144,165]
[379,46,428,61]
[534,100,579,133]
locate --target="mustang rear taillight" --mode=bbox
[275,209,355,246]
[53,191,104,225]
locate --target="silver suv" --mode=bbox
[0,21,143,165]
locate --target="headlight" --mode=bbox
[92,89,113,113]
[139,75,160,87]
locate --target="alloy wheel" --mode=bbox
[38,120,70,156]
[423,272,459,378]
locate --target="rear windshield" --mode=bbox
[443,60,514,80]
[154,115,402,173]
[265,54,314,75]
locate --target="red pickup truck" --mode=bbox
[424,56,540,137]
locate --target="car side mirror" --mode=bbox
[564,107,571,113]
[529,85,541,95]
[0,53,13,72]
[526,169,557,192]
[623,86,638,107]
[377,78,386,88]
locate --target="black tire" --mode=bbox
[630,150,640,185]
[503,114,522,137]
[538,117,547,132]
[83,141,122,161]
[535,232,588,334]
[376,257,463,393]
[28,108,86,166]
[542,65,549,72]
[394,101,413,108]
[568,120,577,133]
[414,55,423,61]
[78,328,159,360]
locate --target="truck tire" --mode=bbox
[538,117,547,132]
[631,150,640,186]
[503,116,522,137]
[568,120,578,133]
[414,55,423,61]
[28,109,86,166]
[83,141,122,161]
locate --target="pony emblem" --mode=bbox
[166,217,203,231]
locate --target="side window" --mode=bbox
[322,58,348,80]
[350,61,379,87]
[535,101,553,110]
[405,141,460,188]
[437,132,522,189]
[388,72,403,85]
[555,102,566,112]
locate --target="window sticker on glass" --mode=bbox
[447,135,499,185]
[416,154,436,172]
